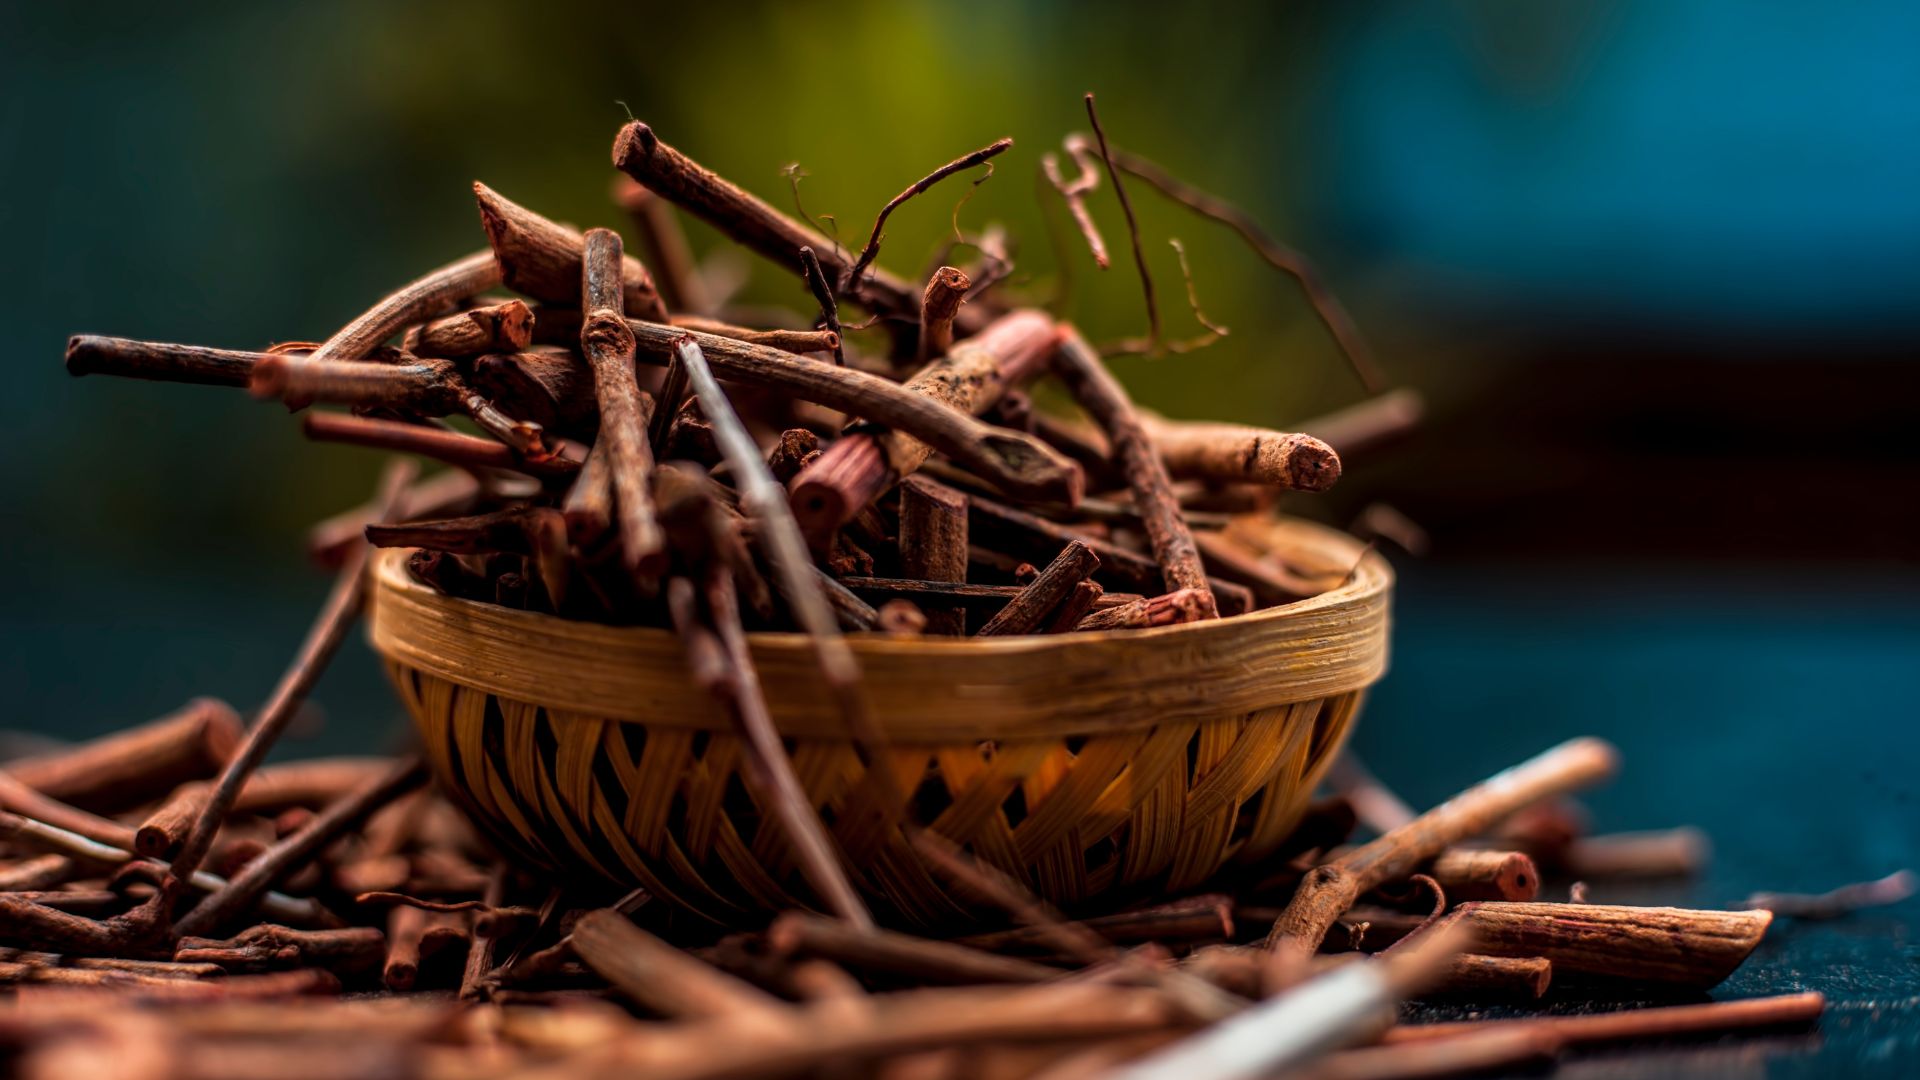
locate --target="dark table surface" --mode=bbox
[7,554,1917,1077]
[1358,562,1920,1078]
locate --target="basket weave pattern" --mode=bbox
[372,517,1390,926]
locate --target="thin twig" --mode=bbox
[842,137,1013,293]
[1381,991,1825,1048]
[668,316,839,355]
[908,830,1242,1023]
[1083,138,1386,391]
[781,162,842,262]
[1082,94,1158,353]
[301,413,582,481]
[798,246,846,366]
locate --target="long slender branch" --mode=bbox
[538,313,1081,503]
[836,575,1138,614]
[165,461,416,896]
[669,316,839,355]
[1739,870,1917,919]
[1381,991,1825,1048]
[907,830,1241,1023]
[250,354,467,415]
[672,334,897,829]
[768,913,1062,985]
[690,568,871,928]
[302,413,582,480]
[249,354,555,459]
[1263,738,1619,986]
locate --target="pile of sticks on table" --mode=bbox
[0,710,1840,1079]
[32,110,1862,1077]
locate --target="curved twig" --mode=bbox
[842,137,1013,293]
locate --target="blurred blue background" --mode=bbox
[3,2,1917,1072]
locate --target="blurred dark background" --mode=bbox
[4,2,1917,1072]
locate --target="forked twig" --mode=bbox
[1103,238,1232,356]
[1041,151,1108,270]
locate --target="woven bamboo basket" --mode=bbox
[368,514,1391,927]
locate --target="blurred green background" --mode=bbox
[5,2,1919,1071]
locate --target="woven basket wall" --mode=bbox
[369,515,1391,927]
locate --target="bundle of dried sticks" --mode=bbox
[68,100,1414,649]
[30,102,1874,1077]
[0,713,1855,1079]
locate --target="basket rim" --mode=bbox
[369,514,1392,740]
